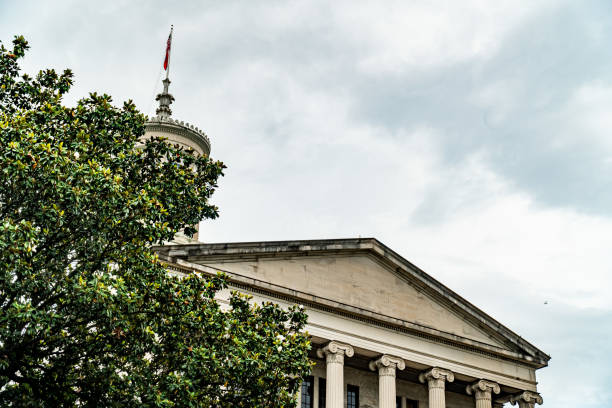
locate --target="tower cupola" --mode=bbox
[142,27,211,243]
[145,77,211,157]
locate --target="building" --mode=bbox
[146,77,549,408]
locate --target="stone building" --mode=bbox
[146,78,549,408]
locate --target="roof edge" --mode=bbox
[153,237,550,365]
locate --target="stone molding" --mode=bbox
[466,379,501,401]
[418,367,455,389]
[155,80,174,117]
[154,237,549,367]
[160,256,543,392]
[317,341,354,364]
[369,354,406,377]
[509,391,543,408]
[145,117,211,156]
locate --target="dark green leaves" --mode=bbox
[0,36,310,407]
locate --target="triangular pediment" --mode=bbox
[154,238,549,366]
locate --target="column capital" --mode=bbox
[509,391,543,408]
[466,379,501,401]
[418,367,455,388]
[420,367,452,408]
[369,354,405,377]
[316,341,354,364]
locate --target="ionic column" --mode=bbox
[418,367,454,408]
[317,341,354,408]
[295,386,302,408]
[509,391,543,408]
[369,355,405,408]
[466,380,501,408]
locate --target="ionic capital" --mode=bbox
[369,354,405,377]
[509,391,543,408]
[418,367,455,389]
[466,380,501,401]
[316,341,354,365]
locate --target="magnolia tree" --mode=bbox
[0,36,311,407]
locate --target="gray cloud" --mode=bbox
[448,272,612,407]
[346,1,612,216]
[2,1,612,406]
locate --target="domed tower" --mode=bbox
[143,28,211,243]
[145,77,211,158]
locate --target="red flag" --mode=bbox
[163,30,172,70]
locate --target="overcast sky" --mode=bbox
[2,1,611,406]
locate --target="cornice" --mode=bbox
[145,116,211,156]
[155,252,548,369]
[153,238,550,366]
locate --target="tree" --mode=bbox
[0,36,311,407]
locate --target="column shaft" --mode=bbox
[296,386,301,408]
[313,376,319,408]
[326,354,344,408]
[474,391,492,408]
[370,355,405,408]
[378,366,396,408]
[317,341,354,408]
[428,378,446,408]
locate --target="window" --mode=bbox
[301,376,314,408]
[319,378,326,408]
[396,396,402,408]
[347,384,359,408]
[406,399,419,408]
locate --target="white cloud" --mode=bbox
[470,78,524,126]
[199,55,612,312]
[2,1,611,405]
[330,0,559,74]
[389,153,612,311]
[562,81,612,151]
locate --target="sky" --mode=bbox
[2,0,611,406]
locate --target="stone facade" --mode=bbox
[154,239,549,408]
[146,72,548,408]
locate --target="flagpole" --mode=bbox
[157,25,175,119]
[166,25,173,80]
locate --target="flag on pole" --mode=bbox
[163,27,173,71]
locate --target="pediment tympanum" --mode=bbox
[199,254,505,348]
[154,238,550,366]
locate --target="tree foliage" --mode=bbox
[0,36,311,407]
